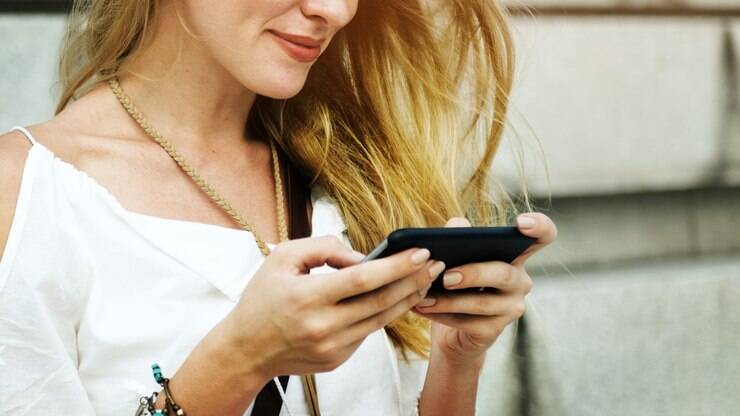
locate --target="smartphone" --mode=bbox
[361,226,536,292]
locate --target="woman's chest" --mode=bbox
[70,134,287,244]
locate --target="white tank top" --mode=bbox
[0,126,428,415]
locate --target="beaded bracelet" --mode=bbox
[135,364,186,416]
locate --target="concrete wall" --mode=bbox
[482,4,740,415]
[0,14,66,131]
[494,16,740,197]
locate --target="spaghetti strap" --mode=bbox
[9,126,38,146]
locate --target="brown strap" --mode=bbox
[286,154,321,416]
[284,155,312,239]
[301,374,321,416]
[251,149,319,416]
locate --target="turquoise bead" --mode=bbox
[151,363,164,383]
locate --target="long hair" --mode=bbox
[57,0,516,359]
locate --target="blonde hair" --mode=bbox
[57,0,516,359]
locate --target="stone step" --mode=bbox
[525,186,740,270]
[479,253,740,415]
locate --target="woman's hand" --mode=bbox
[413,213,557,364]
[221,235,446,379]
[161,235,445,415]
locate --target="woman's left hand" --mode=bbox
[413,213,557,364]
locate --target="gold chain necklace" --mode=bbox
[108,77,287,255]
[108,77,322,416]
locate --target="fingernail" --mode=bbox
[443,271,463,287]
[411,248,431,265]
[428,261,446,281]
[417,297,436,307]
[517,215,536,229]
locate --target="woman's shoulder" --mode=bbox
[0,122,90,297]
[0,103,129,267]
[0,129,35,259]
[0,114,120,198]
[21,96,150,176]
[17,83,157,180]
[0,119,93,275]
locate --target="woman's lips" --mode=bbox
[268,31,322,63]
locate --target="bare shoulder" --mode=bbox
[0,129,35,259]
[0,84,137,259]
[23,84,145,167]
[0,119,89,261]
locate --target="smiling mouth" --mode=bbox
[268,30,323,63]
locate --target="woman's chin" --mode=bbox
[233,59,313,99]
[255,77,308,100]
[263,88,304,100]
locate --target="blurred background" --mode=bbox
[1,0,738,415]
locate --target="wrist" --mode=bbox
[420,345,484,416]
[217,314,274,383]
[431,343,486,374]
[148,316,273,415]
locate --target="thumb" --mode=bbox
[272,235,365,274]
[445,216,471,227]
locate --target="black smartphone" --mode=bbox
[361,226,536,292]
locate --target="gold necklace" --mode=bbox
[109,77,322,416]
[107,77,287,255]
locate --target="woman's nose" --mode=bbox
[300,0,358,29]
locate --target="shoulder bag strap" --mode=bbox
[251,150,320,416]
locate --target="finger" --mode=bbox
[513,213,558,266]
[316,247,432,302]
[338,292,423,347]
[414,292,524,317]
[412,310,512,337]
[335,260,444,326]
[445,217,472,227]
[441,261,530,292]
[273,235,366,273]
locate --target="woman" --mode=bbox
[0,0,556,415]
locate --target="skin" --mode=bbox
[0,0,558,415]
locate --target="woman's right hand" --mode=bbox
[222,235,445,379]
[156,235,444,415]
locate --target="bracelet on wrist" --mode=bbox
[134,363,186,416]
